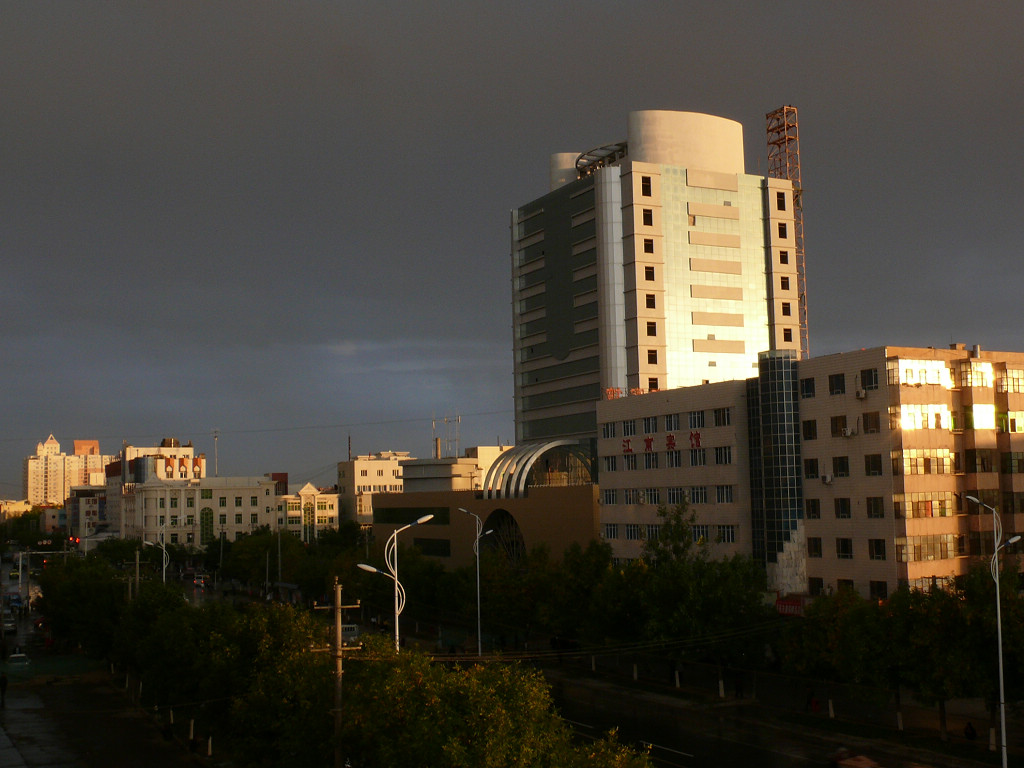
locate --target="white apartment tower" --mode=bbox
[512,110,801,445]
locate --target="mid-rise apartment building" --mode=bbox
[277,482,340,543]
[512,110,802,446]
[337,451,410,525]
[596,344,1024,600]
[22,435,113,505]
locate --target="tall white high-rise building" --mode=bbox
[22,435,113,505]
[511,110,802,446]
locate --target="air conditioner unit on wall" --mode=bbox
[821,474,833,484]
[855,389,867,399]
[842,427,855,437]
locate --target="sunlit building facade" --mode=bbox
[337,451,410,526]
[596,344,1024,600]
[512,110,801,447]
[22,435,113,506]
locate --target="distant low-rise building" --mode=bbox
[277,482,340,543]
[337,451,411,526]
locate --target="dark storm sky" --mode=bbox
[3,2,1022,494]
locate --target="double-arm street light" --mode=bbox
[358,514,434,651]
[142,526,169,584]
[965,494,1021,768]
[459,508,493,656]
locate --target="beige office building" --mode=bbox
[596,344,1024,600]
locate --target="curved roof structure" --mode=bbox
[481,440,592,499]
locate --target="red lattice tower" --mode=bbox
[766,105,808,358]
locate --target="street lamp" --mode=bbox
[143,531,169,584]
[965,494,1021,768]
[459,508,493,655]
[358,514,434,651]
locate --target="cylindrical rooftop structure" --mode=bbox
[627,110,745,173]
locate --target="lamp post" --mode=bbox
[358,514,434,651]
[143,529,169,584]
[966,494,1021,768]
[459,508,492,655]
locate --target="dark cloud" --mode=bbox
[3,1,1023,494]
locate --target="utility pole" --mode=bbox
[325,579,360,768]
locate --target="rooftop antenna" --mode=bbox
[213,428,219,477]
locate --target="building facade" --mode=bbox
[337,451,411,526]
[596,344,1024,600]
[512,110,802,446]
[277,482,340,543]
[23,435,113,506]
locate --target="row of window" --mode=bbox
[809,578,889,601]
[146,495,262,509]
[803,455,884,479]
[605,408,731,438]
[807,537,887,561]
[800,368,879,398]
[802,412,881,439]
[602,485,734,505]
[805,497,886,519]
[603,522,737,544]
[605,446,733,471]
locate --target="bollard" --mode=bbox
[169,709,174,725]
[189,719,195,740]
[207,736,213,757]
[674,670,680,689]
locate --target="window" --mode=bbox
[642,208,653,226]
[622,420,636,436]
[250,514,258,525]
[716,485,734,503]
[808,537,822,558]
[234,496,242,507]
[808,577,824,596]
[831,415,848,437]
[603,456,617,472]
[170,497,178,509]
[715,446,732,465]
[837,579,854,591]
[688,410,705,428]
[624,489,640,504]
[869,581,888,601]
[779,250,790,265]
[649,376,660,390]
[829,373,846,395]
[869,539,887,561]
[667,487,685,505]
[861,368,879,390]
[835,498,852,518]
[836,538,853,559]
[623,454,637,470]
[667,449,682,467]
[186,497,195,508]
[717,525,737,544]
[647,349,658,364]
[690,448,706,466]
[867,497,885,518]
[780,276,790,290]
[713,407,731,426]
[783,328,793,342]
[170,534,178,544]
[234,513,242,525]
[802,420,817,440]
[804,458,819,479]
[219,513,227,525]
[692,524,709,542]
[201,489,213,499]
[644,489,661,505]
[621,524,643,541]
[644,265,655,281]
[602,422,617,438]
[805,498,821,519]
[833,456,850,477]
[643,416,658,433]
[640,176,651,196]
[665,413,680,430]
[800,377,816,398]
[864,454,883,476]
[646,321,657,337]
[782,302,792,317]
[778,222,788,239]
[644,453,658,469]
[219,497,227,508]
[158,498,165,509]
[602,489,617,505]
[250,496,258,506]
[863,411,881,434]
[603,523,619,539]
[690,486,708,504]
[776,191,786,210]
[186,515,195,526]
[643,238,654,254]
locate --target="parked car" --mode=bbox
[6,653,29,666]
